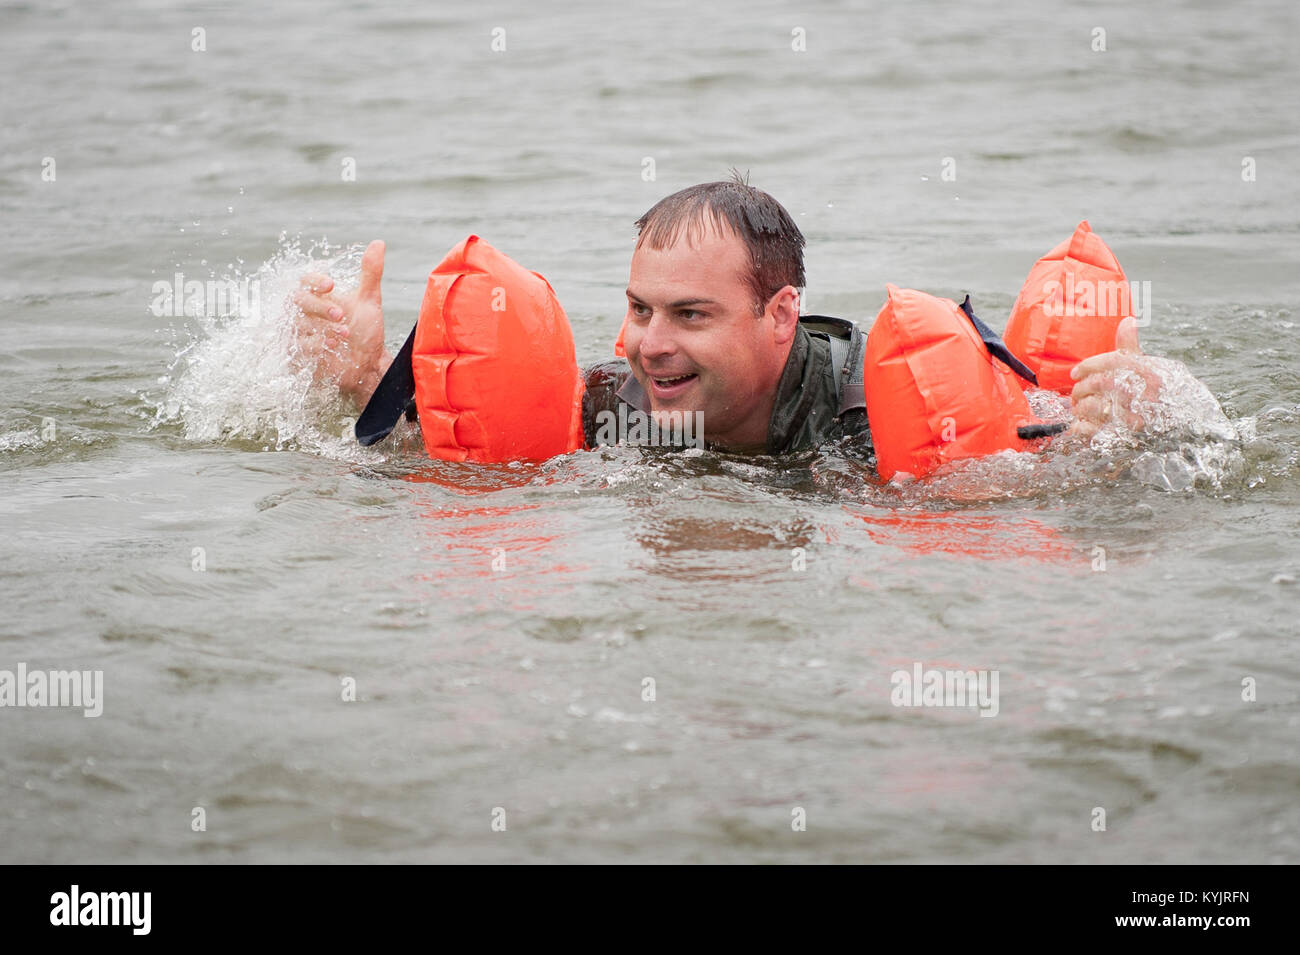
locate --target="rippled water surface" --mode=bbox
[2,0,1298,863]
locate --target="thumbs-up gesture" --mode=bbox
[1067,316,1167,438]
[290,239,391,405]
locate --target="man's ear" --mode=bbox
[766,285,800,345]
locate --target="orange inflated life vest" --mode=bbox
[409,235,584,462]
[864,284,1044,482]
[1002,220,1131,395]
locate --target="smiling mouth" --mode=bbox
[652,373,697,386]
[646,371,699,400]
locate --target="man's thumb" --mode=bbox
[1114,315,1141,354]
[358,240,385,302]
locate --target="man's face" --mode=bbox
[623,223,796,451]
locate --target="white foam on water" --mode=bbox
[150,237,384,464]
[1085,356,1244,490]
[1122,356,1238,443]
[0,429,44,453]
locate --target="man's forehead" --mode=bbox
[628,219,749,293]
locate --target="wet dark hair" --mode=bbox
[634,170,806,315]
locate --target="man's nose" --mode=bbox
[638,311,676,359]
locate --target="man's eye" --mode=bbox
[630,303,651,318]
[679,310,702,321]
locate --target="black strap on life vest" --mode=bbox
[1017,420,1069,439]
[354,322,418,446]
[957,295,1038,386]
[954,296,1068,440]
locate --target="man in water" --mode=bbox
[290,176,1180,455]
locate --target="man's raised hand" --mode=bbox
[290,239,391,405]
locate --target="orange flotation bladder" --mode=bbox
[410,235,584,462]
[1002,220,1131,395]
[864,284,1043,482]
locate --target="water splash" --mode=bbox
[1084,357,1243,490]
[151,237,383,462]
[1123,356,1238,443]
[0,428,45,453]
